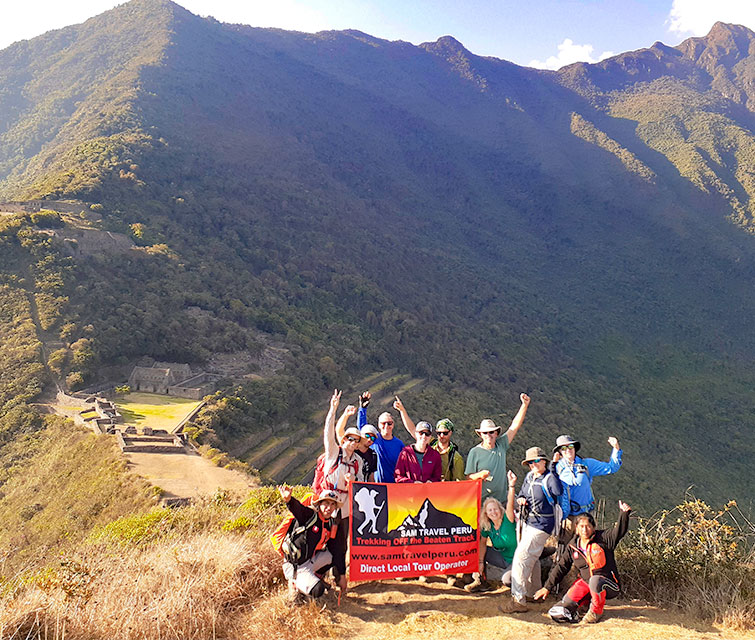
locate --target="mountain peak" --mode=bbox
[421,35,471,57]
[676,21,755,67]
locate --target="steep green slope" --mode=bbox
[0,1,753,512]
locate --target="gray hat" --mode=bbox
[476,419,500,434]
[360,424,379,439]
[415,421,433,435]
[522,446,548,467]
[553,434,581,454]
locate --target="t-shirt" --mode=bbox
[414,448,425,469]
[464,436,510,503]
[372,434,404,483]
[434,445,465,481]
[481,517,517,563]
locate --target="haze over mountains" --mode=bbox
[1,0,754,511]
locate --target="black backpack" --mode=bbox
[281,510,319,566]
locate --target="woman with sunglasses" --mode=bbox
[394,421,442,483]
[501,446,562,613]
[322,390,364,520]
[552,435,622,530]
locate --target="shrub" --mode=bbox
[30,210,64,228]
[620,498,755,629]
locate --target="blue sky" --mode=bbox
[2,0,755,69]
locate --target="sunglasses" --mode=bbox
[559,444,575,451]
[528,458,545,464]
[345,436,360,443]
[417,431,432,437]
[379,421,394,426]
[436,431,451,435]
[364,434,376,441]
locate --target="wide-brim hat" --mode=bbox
[312,489,343,506]
[522,446,548,467]
[553,434,581,454]
[476,419,500,434]
[341,427,362,444]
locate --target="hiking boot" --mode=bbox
[447,575,459,586]
[583,610,603,624]
[499,598,529,613]
[417,575,428,584]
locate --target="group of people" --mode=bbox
[276,389,630,624]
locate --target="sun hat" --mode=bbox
[341,427,362,443]
[476,418,500,434]
[553,434,581,455]
[521,446,548,467]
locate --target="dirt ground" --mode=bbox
[125,450,256,500]
[327,579,753,640]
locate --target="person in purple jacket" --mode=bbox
[394,421,442,483]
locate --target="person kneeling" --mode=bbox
[278,486,348,602]
[534,501,632,623]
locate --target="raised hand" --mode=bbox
[618,500,631,512]
[507,470,517,487]
[359,391,371,408]
[277,485,293,502]
[344,404,357,418]
[330,389,342,410]
[520,393,530,406]
[393,395,404,412]
[608,436,620,449]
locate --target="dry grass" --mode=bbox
[0,532,335,640]
[0,489,331,640]
[619,498,755,630]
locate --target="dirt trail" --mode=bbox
[125,450,255,500]
[330,579,752,640]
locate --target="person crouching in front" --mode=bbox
[277,486,347,602]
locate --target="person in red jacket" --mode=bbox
[394,421,442,483]
[534,500,632,623]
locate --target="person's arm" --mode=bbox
[429,449,442,482]
[585,439,622,477]
[505,470,517,523]
[357,392,370,428]
[324,389,341,462]
[452,450,465,481]
[601,501,632,549]
[328,517,348,578]
[539,544,574,595]
[505,393,530,444]
[279,486,311,521]
[468,470,490,481]
[335,405,357,441]
[394,449,411,483]
[545,470,562,498]
[393,395,416,439]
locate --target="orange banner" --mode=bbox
[349,480,481,582]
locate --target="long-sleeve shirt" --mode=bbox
[323,404,362,517]
[555,449,622,517]
[358,406,403,483]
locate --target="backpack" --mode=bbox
[281,510,319,566]
[270,493,314,557]
[312,450,341,495]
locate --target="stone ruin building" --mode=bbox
[128,361,220,400]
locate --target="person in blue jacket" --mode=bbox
[552,434,622,526]
[357,391,404,483]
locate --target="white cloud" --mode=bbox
[668,0,755,37]
[528,39,614,70]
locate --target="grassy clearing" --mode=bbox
[115,392,203,431]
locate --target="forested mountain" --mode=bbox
[1,0,754,511]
